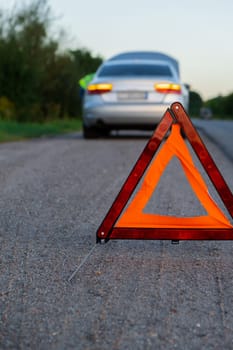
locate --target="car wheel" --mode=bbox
[83,125,110,139]
[83,125,99,139]
[99,128,110,138]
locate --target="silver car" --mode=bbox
[82,51,189,138]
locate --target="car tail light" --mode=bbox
[87,83,112,94]
[155,83,181,94]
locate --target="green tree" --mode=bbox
[205,93,233,119]
[71,49,103,81]
[0,0,103,121]
[0,0,56,121]
[189,90,203,116]
[222,93,233,116]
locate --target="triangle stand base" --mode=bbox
[110,228,233,241]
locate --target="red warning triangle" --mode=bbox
[96,103,233,242]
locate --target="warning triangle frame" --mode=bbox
[96,102,233,242]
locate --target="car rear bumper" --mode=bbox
[83,103,171,129]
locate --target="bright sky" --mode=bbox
[1,0,233,100]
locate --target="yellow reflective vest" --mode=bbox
[79,73,95,89]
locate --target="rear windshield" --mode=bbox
[98,64,173,77]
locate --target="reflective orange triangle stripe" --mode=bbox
[116,124,232,229]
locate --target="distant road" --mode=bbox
[193,119,233,162]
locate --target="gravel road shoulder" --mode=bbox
[0,126,233,350]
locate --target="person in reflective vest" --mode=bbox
[79,73,95,98]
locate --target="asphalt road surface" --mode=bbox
[1,120,233,350]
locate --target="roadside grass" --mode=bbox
[212,115,233,120]
[0,119,82,142]
[192,115,233,120]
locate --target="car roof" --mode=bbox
[108,51,180,77]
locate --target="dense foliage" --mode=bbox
[188,90,203,116]
[188,90,233,119]
[0,0,102,122]
[205,93,233,119]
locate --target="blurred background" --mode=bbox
[0,0,232,133]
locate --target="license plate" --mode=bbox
[117,91,147,101]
